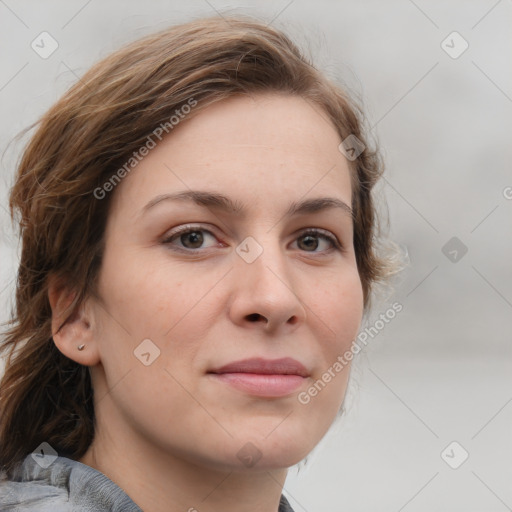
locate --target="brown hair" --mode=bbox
[0,15,395,476]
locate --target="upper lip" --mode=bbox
[208,357,310,377]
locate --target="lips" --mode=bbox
[209,357,310,377]
[208,357,309,397]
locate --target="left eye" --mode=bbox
[293,230,339,252]
[162,226,340,253]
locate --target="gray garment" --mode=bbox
[0,454,296,511]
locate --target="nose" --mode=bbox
[228,236,307,334]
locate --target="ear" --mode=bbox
[47,274,100,366]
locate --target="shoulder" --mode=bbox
[0,475,73,511]
[279,494,296,512]
[0,454,141,512]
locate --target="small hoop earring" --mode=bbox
[77,344,85,351]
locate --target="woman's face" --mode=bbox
[86,93,364,471]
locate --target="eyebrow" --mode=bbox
[141,190,353,220]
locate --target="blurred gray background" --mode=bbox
[1,1,511,510]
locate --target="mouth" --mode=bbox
[207,357,310,398]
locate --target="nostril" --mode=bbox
[247,313,264,322]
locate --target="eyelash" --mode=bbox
[161,224,342,254]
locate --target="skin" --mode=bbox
[49,93,364,512]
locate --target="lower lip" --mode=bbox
[210,373,306,397]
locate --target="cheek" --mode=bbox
[300,268,363,413]
[97,246,219,339]
[93,248,230,396]
[311,267,364,349]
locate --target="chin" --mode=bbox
[191,433,314,473]
[237,434,316,471]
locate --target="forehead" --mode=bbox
[109,93,352,219]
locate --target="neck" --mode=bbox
[78,399,288,512]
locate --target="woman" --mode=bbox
[0,15,394,511]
